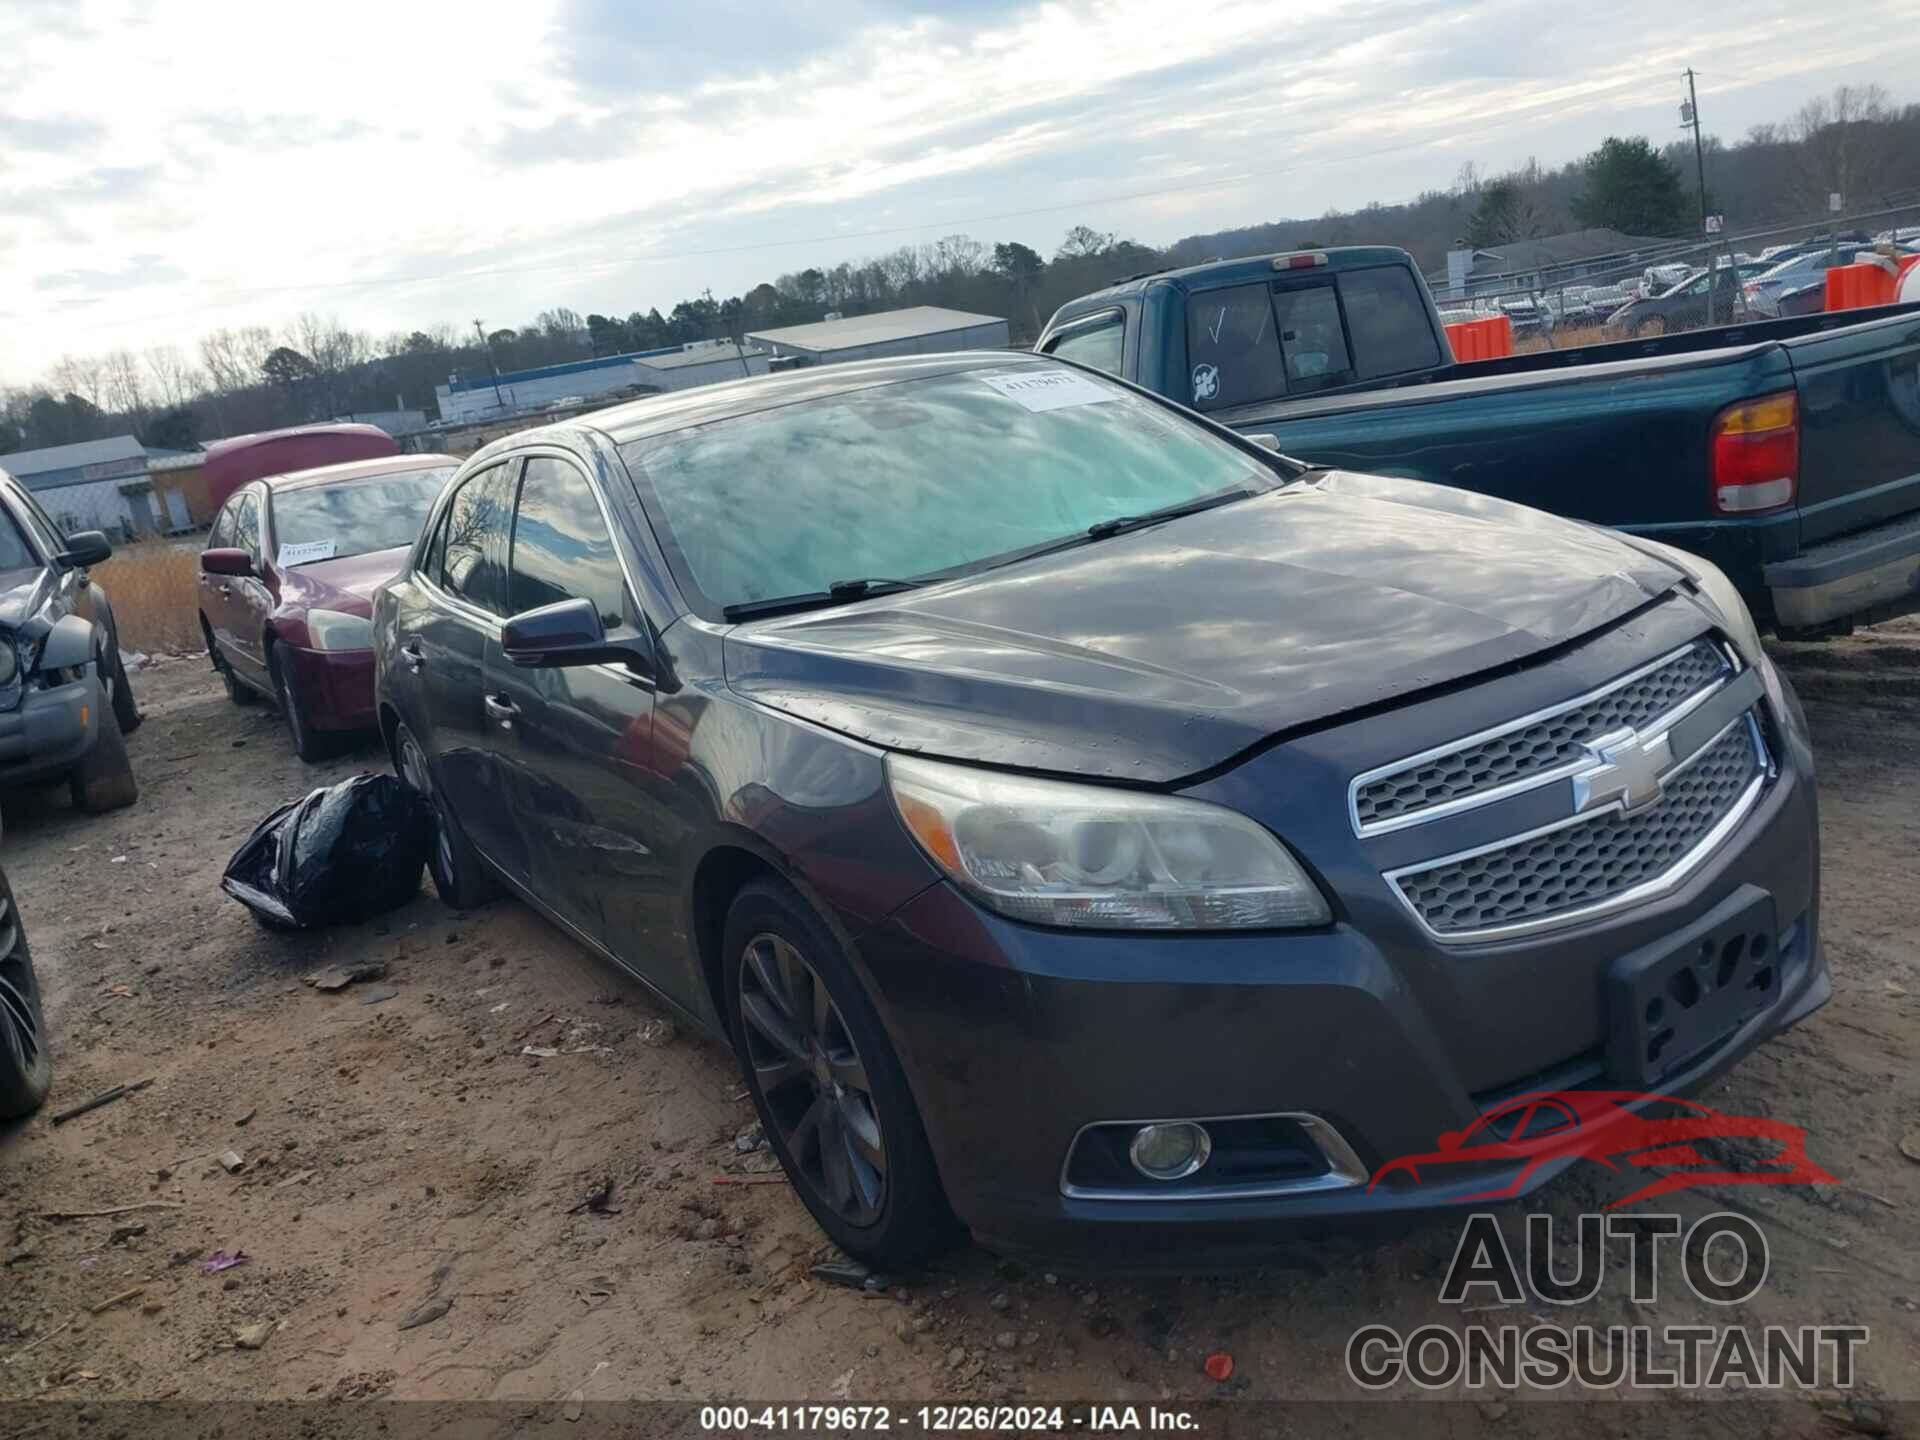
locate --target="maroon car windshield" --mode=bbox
[272,469,453,567]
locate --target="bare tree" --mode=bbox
[144,345,202,409]
[47,355,108,410]
[100,350,150,420]
[1790,84,1898,210]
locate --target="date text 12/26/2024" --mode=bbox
[701,1407,1200,1432]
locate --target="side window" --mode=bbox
[1045,314,1124,376]
[440,462,516,615]
[1270,282,1354,394]
[508,457,631,629]
[232,493,262,561]
[14,488,64,554]
[419,497,451,586]
[1338,266,1443,380]
[207,501,236,550]
[1184,284,1288,411]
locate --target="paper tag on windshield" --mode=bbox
[979,369,1120,413]
[276,540,336,568]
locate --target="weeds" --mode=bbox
[93,541,203,654]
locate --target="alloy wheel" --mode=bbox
[737,932,887,1226]
[0,893,41,1079]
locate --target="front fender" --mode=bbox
[41,612,99,673]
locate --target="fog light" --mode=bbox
[1128,1122,1211,1181]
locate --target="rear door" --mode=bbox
[404,459,529,883]
[487,455,684,996]
[223,491,273,690]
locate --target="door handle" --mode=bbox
[483,694,518,730]
[218,583,231,598]
[400,640,425,674]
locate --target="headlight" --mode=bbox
[886,755,1332,931]
[306,608,373,651]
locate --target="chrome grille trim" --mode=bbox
[1349,639,1734,837]
[1384,712,1770,945]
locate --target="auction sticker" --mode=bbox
[979,369,1119,413]
[276,540,337,567]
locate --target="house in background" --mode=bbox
[145,448,212,530]
[0,435,173,538]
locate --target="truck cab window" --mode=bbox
[1339,265,1443,379]
[1271,283,1354,394]
[1184,284,1288,412]
[1046,314,1124,376]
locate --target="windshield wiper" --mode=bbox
[1084,489,1252,540]
[722,577,926,622]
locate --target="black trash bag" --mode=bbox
[222,773,433,930]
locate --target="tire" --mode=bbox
[69,685,139,814]
[723,879,958,1268]
[394,721,497,910]
[0,870,52,1120]
[222,664,259,707]
[106,643,141,735]
[271,646,333,762]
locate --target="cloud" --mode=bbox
[2,0,1918,383]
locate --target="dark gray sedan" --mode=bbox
[373,353,1825,1266]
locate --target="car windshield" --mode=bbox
[622,366,1277,615]
[272,468,453,566]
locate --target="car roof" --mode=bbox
[570,351,1056,446]
[256,453,459,494]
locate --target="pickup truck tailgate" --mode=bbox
[1786,309,1920,545]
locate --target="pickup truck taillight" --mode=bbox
[1711,391,1798,514]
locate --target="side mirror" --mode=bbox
[200,547,256,578]
[501,597,652,673]
[1244,432,1282,453]
[57,530,113,568]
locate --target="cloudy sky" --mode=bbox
[3,0,1917,384]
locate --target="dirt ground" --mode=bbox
[1,628,1916,1428]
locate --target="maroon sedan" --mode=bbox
[199,455,456,759]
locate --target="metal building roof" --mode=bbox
[746,306,1006,353]
[634,344,767,371]
[0,434,146,477]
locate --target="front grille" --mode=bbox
[1354,642,1730,831]
[1391,717,1764,939]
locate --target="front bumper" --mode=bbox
[854,658,1826,1264]
[283,644,378,732]
[0,671,103,787]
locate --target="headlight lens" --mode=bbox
[886,755,1332,931]
[307,608,373,651]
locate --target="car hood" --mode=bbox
[276,546,410,616]
[723,471,1689,783]
[0,565,49,632]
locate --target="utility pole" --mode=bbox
[1682,69,1709,236]
[473,319,505,410]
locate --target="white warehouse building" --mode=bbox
[746,306,1009,367]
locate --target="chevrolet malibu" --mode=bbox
[372,354,1825,1266]
[199,454,457,759]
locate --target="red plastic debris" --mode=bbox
[1203,1351,1234,1382]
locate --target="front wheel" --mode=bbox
[723,879,958,1267]
[69,685,139,814]
[1635,315,1667,338]
[0,871,51,1120]
[394,721,497,910]
[271,646,332,762]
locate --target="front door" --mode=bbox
[219,491,273,690]
[408,460,529,885]
[484,455,685,1003]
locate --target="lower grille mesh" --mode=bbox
[1394,718,1763,937]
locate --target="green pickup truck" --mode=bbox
[1038,246,1920,637]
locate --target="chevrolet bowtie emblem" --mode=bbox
[1570,727,1674,817]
